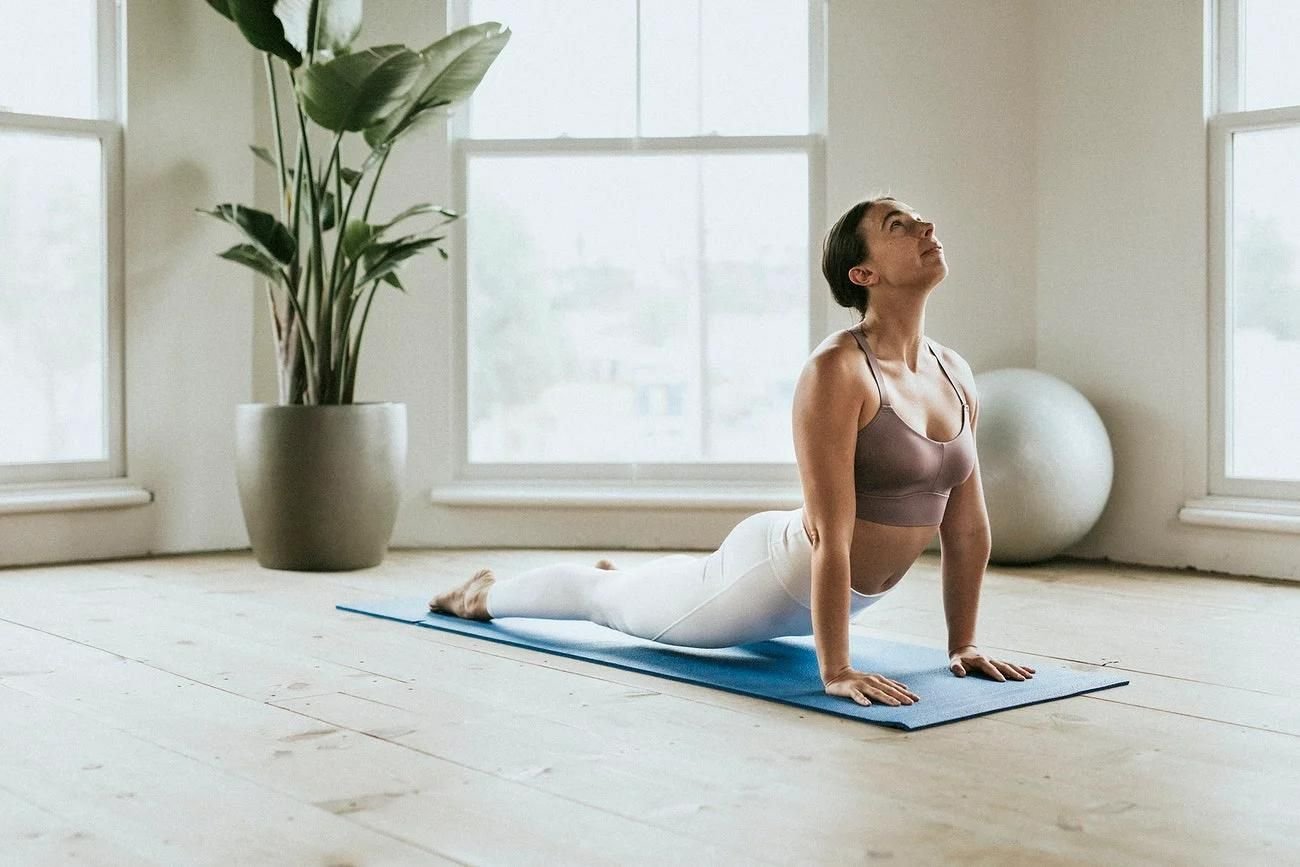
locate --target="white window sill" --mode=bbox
[430,483,803,511]
[0,482,154,516]
[1178,496,1300,534]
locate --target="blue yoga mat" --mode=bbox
[337,596,1128,731]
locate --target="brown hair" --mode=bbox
[821,196,894,321]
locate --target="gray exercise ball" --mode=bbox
[969,368,1113,565]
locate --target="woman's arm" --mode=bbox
[792,349,862,683]
[794,350,916,706]
[932,346,1034,685]
[934,347,992,652]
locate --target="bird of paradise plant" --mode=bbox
[200,0,509,404]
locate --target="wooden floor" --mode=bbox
[0,546,1296,866]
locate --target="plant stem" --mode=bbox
[287,105,307,400]
[336,266,365,393]
[361,147,391,223]
[294,89,328,405]
[325,131,347,392]
[264,55,290,223]
[344,280,382,402]
[276,265,317,401]
[263,54,290,396]
[335,148,392,399]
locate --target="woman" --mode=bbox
[430,196,1036,708]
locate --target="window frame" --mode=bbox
[0,0,125,486]
[1207,0,1300,499]
[447,0,828,485]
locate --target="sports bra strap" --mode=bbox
[851,327,969,411]
[927,339,969,408]
[848,326,890,406]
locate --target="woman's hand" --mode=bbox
[824,668,921,707]
[948,645,1036,681]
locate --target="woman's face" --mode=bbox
[851,200,946,289]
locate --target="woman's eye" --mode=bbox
[891,221,902,229]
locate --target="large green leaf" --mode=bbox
[383,203,457,227]
[318,189,337,232]
[205,0,234,18]
[363,22,510,149]
[340,206,455,262]
[356,236,440,286]
[218,243,287,284]
[197,204,297,265]
[411,22,511,104]
[207,0,303,67]
[295,45,425,132]
[364,100,449,151]
[342,219,378,260]
[275,0,363,58]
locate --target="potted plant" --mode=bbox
[200,1,509,570]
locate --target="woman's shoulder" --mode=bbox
[809,325,862,363]
[794,327,874,413]
[797,327,871,389]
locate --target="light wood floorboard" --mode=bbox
[0,548,1296,865]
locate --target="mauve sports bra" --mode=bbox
[847,326,977,527]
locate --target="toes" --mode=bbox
[595,558,616,570]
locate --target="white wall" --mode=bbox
[0,0,255,568]
[1033,0,1298,579]
[823,0,1039,371]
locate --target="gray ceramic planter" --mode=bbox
[235,402,407,571]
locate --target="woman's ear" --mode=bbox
[848,264,872,288]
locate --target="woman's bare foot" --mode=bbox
[428,568,496,621]
[594,558,617,570]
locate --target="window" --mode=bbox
[1209,0,1300,498]
[0,0,124,485]
[450,0,824,485]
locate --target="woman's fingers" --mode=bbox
[947,652,1039,682]
[993,659,1035,680]
[871,691,903,706]
[827,674,925,707]
[867,684,916,705]
[874,682,919,703]
[889,678,915,693]
[883,678,921,701]
[992,660,1023,680]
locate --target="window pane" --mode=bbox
[466,0,637,138]
[467,152,808,464]
[1242,0,1300,111]
[0,0,99,119]
[641,0,809,136]
[0,130,106,464]
[701,154,809,459]
[1229,125,1300,480]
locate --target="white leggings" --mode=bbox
[484,507,889,648]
